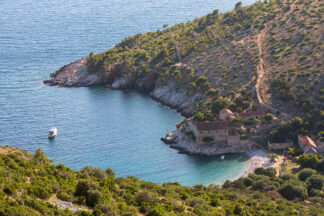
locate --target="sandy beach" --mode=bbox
[241,150,273,178]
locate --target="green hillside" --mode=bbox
[86,0,323,137]
[0,146,323,215]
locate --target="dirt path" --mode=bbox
[272,155,284,176]
[255,24,268,106]
[255,6,295,119]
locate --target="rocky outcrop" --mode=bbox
[43,57,103,87]
[44,58,200,115]
[151,83,203,116]
[51,200,88,212]
[110,77,133,89]
[109,72,158,91]
[135,72,158,91]
[163,126,251,156]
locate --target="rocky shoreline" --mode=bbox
[43,58,265,157]
[43,57,101,87]
[162,126,251,156]
[161,127,274,180]
[43,57,201,117]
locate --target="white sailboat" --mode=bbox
[48,105,57,138]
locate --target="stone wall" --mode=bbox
[268,140,293,150]
[227,135,240,146]
[196,130,227,144]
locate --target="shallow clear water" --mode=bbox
[0,0,254,186]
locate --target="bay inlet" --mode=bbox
[0,0,255,185]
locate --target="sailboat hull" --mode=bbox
[48,127,57,138]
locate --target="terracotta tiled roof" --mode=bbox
[195,121,228,131]
[298,135,317,148]
[238,110,265,117]
[220,108,233,115]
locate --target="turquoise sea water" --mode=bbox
[0,0,255,186]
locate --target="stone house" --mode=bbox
[237,110,265,120]
[188,119,240,145]
[219,108,235,121]
[298,135,317,154]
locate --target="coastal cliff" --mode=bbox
[43,59,201,116]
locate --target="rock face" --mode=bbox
[111,77,133,89]
[164,126,250,156]
[151,82,203,116]
[43,57,101,87]
[44,58,200,116]
[51,200,88,212]
[135,72,158,91]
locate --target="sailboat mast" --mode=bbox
[52,104,55,127]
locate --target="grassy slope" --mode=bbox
[0,146,323,215]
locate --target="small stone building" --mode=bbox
[298,135,317,154]
[219,108,235,121]
[188,120,240,145]
[268,140,293,150]
[238,110,265,120]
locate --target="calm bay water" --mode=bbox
[0,0,255,185]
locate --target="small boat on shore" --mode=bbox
[220,155,225,160]
[48,104,57,138]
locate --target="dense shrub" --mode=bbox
[146,206,166,216]
[306,175,323,191]
[134,191,158,205]
[188,197,205,207]
[279,184,307,200]
[86,190,102,207]
[297,154,323,170]
[57,191,72,202]
[298,168,315,181]
[96,204,117,215]
[75,180,98,196]
[27,186,52,200]
[254,167,276,177]
[3,185,16,195]
[105,168,115,177]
